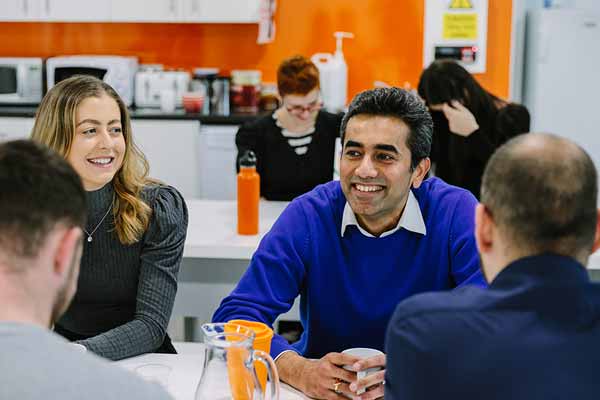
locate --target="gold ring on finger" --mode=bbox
[333,381,341,393]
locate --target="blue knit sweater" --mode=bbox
[213,178,486,359]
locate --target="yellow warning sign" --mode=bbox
[443,13,477,39]
[449,0,473,9]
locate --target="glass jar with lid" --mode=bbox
[231,70,261,113]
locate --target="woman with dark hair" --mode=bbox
[235,55,343,201]
[418,59,530,198]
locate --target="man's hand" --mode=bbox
[276,351,361,399]
[348,353,386,400]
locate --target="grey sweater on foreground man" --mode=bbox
[56,183,188,360]
[0,323,172,400]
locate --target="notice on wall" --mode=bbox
[257,0,276,44]
[449,0,474,8]
[423,0,488,73]
[443,13,478,39]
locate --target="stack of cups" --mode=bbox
[227,319,274,391]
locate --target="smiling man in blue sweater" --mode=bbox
[213,87,486,399]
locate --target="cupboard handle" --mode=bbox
[170,0,176,14]
[45,0,50,15]
[22,0,28,14]
[192,0,198,13]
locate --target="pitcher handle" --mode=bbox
[252,350,280,400]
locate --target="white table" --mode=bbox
[180,199,600,267]
[183,200,289,259]
[172,200,296,339]
[116,343,308,400]
[172,199,600,338]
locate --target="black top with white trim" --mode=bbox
[235,110,343,201]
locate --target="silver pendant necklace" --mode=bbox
[84,204,112,243]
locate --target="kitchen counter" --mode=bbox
[0,105,266,125]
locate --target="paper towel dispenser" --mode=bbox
[434,45,478,64]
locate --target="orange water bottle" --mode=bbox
[237,150,260,235]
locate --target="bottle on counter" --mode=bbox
[237,150,260,235]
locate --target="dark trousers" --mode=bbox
[54,324,177,354]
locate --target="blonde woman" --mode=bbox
[31,75,188,361]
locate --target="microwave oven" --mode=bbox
[46,56,138,106]
[0,57,43,105]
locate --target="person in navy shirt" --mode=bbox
[385,133,600,400]
[213,88,486,399]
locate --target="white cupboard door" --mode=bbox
[41,0,111,21]
[184,0,260,23]
[0,0,41,21]
[0,0,260,22]
[198,125,237,200]
[0,117,35,143]
[111,0,182,22]
[131,120,202,199]
[181,0,201,21]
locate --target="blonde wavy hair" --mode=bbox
[30,75,153,245]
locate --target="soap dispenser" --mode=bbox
[311,31,354,113]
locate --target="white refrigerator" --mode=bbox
[523,8,600,269]
[523,9,600,171]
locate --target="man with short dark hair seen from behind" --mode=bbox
[385,133,600,400]
[0,140,172,400]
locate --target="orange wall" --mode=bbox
[0,0,512,99]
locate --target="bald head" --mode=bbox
[481,133,598,261]
[503,133,586,166]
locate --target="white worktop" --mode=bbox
[182,199,600,270]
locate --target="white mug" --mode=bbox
[342,347,384,395]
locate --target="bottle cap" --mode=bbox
[239,150,257,168]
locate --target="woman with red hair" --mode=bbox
[236,55,343,200]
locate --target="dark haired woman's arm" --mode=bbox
[235,117,267,175]
[76,186,188,360]
[494,103,531,144]
[465,103,531,164]
[459,126,496,164]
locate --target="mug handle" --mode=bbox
[252,349,280,400]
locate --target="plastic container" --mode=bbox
[311,31,354,112]
[237,150,260,235]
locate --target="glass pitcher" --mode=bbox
[195,323,280,400]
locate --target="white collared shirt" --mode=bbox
[340,190,427,238]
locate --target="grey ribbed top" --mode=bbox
[57,182,188,361]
